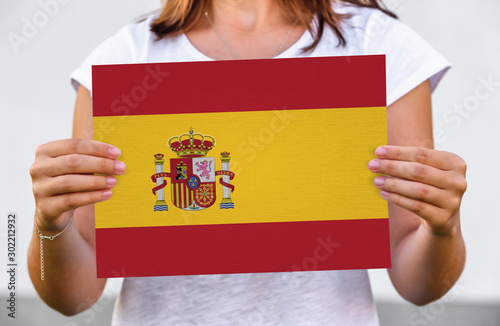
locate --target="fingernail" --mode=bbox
[115,161,126,173]
[380,190,389,200]
[368,159,380,170]
[103,189,113,199]
[106,176,117,187]
[109,147,121,158]
[374,176,385,187]
[375,146,388,158]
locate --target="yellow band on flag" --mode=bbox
[94,106,386,229]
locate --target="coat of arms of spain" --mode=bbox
[151,129,235,212]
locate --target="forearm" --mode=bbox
[389,212,465,305]
[28,209,106,316]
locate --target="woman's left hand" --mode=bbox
[368,145,467,236]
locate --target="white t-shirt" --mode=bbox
[71,4,450,326]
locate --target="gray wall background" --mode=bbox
[1,0,499,325]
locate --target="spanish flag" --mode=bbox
[92,56,390,278]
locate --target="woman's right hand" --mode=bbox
[30,138,125,230]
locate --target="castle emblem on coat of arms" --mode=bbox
[151,129,235,212]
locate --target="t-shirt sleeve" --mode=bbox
[364,10,451,106]
[70,25,137,94]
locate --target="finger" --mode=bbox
[38,189,113,218]
[36,138,121,159]
[42,175,117,196]
[374,146,463,171]
[374,176,449,208]
[40,154,126,177]
[368,159,448,189]
[380,190,444,223]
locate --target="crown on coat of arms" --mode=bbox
[168,128,216,158]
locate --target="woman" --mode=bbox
[29,0,467,324]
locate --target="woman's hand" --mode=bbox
[30,138,125,230]
[368,145,467,236]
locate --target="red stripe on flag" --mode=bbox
[92,56,386,117]
[96,219,391,278]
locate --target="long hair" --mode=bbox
[150,0,396,51]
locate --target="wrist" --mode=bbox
[35,210,74,235]
[421,213,461,238]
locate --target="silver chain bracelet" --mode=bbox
[35,213,73,281]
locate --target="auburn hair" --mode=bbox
[150,0,396,51]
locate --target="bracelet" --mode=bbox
[34,212,73,281]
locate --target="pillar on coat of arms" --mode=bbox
[154,154,168,211]
[220,152,234,209]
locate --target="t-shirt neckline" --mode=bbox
[181,28,312,61]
